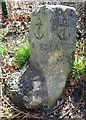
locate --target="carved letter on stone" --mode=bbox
[34,17,44,39]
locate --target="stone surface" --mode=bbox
[30,5,77,106]
[4,65,48,109]
[4,5,77,109]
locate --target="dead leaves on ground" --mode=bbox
[2,15,31,27]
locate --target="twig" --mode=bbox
[11,112,23,119]
[60,106,74,119]
[2,96,23,113]
[2,96,42,119]
[60,102,83,119]
[22,115,41,120]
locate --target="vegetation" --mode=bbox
[70,58,86,79]
[0,45,7,57]
[0,28,8,41]
[70,27,86,79]
[13,41,30,67]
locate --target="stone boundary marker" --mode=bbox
[30,5,77,107]
[4,5,77,109]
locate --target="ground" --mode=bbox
[0,1,86,120]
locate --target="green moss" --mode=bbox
[14,41,30,67]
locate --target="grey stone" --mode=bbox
[4,65,48,109]
[4,5,77,109]
[30,5,77,106]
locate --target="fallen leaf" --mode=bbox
[3,64,14,72]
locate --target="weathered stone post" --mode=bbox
[4,5,77,110]
[30,5,77,106]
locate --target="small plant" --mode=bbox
[13,41,30,67]
[0,45,7,57]
[0,28,8,41]
[70,58,86,79]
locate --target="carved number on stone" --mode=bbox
[34,18,44,39]
[40,43,47,50]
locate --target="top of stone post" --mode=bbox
[46,5,76,11]
[33,4,76,12]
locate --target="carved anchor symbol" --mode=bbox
[58,19,70,40]
[34,18,44,39]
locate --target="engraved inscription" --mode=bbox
[58,8,63,15]
[58,18,70,41]
[51,15,70,41]
[59,18,69,27]
[34,18,44,39]
[40,43,47,50]
[32,43,35,48]
[50,40,61,51]
[55,44,60,50]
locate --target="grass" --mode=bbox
[70,28,86,79]
[0,45,7,57]
[70,57,86,79]
[13,41,30,67]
